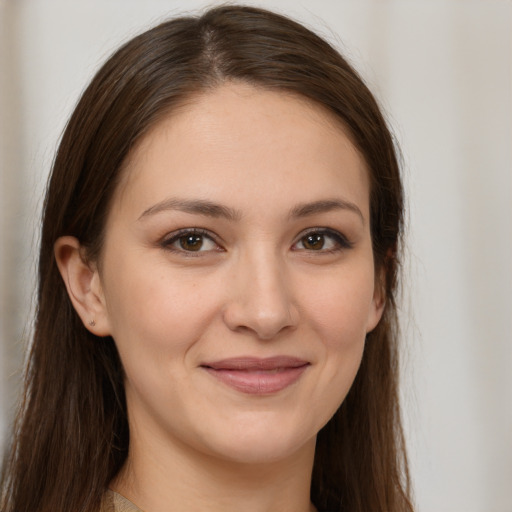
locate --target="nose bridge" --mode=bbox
[224,243,298,339]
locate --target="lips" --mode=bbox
[200,356,309,395]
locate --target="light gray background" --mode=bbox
[1,1,511,511]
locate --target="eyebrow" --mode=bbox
[138,198,242,221]
[139,197,364,224]
[289,199,365,224]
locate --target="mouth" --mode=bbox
[200,356,310,395]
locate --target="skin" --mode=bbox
[55,83,384,512]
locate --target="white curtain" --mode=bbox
[1,1,511,510]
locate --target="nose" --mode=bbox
[222,250,299,340]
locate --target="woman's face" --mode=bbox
[96,83,383,465]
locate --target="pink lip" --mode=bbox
[201,356,309,395]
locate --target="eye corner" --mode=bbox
[291,227,354,253]
[159,228,225,255]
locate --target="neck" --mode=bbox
[112,426,317,512]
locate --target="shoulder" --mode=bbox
[99,490,143,512]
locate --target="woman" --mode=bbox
[0,5,413,512]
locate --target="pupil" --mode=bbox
[180,234,203,251]
[304,234,324,250]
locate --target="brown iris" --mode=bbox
[179,234,204,251]
[302,233,325,250]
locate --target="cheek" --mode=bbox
[101,255,221,362]
[100,259,224,421]
[302,263,377,345]
[299,263,375,416]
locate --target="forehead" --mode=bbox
[112,83,369,218]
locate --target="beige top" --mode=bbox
[101,489,321,512]
[100,490,143,512]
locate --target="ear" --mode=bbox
[365,268,386,333]
[54,236,111,336]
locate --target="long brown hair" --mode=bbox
[1,5,412,511]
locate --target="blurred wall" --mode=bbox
[1,1,511,510]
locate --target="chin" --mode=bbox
[197,415,318,466]
[215,439,312,466]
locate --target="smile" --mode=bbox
[200,356,310,395]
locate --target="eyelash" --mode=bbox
[160,227,353,256]
[160,228,222,256]
[291,228,353,253]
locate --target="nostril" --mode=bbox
[221,264,299,338]
[223,302,299,340]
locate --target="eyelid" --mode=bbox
[292,227,354,251]
[158,226,352,255]
[159,228,224,254]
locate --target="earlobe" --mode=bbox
[366,289,386,334]
[54,236,111,336]
[366,270,386,334]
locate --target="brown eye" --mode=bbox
[179,234,204,251]
[292,229,353,253]
[162,229,220,254]
[302,233,325,250]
